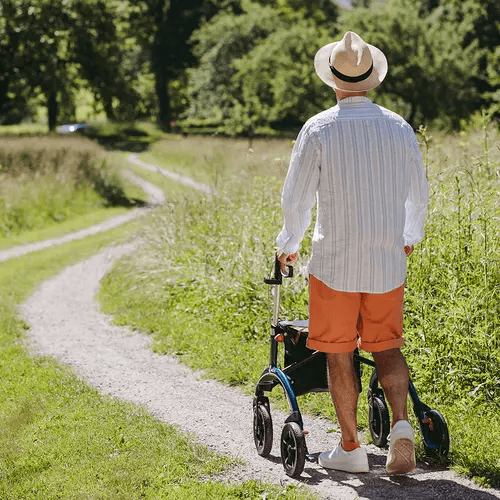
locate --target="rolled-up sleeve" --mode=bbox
[276,123,321,254]
[404,134,429,246]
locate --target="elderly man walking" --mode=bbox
[275,31,429,474]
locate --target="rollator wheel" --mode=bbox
[422,409,450,458]
[369,396,390,447]
[253,403,273,457]
[280,422,306,478]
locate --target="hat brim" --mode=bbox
[314,41,388,92]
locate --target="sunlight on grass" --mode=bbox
[0,136,134,240]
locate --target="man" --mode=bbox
[275,31,429,475]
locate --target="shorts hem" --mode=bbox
[359,337,405,353]
[306,338,358,353]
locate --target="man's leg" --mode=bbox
[372,347,415,474]
[326,351,359,444]
[371,348,409,426]
[318,350,369,472]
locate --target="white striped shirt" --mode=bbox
[276,96,429,293]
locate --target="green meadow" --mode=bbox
[99,126,500,487]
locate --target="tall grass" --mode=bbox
[0,136,129,238]
[99,127,500,486]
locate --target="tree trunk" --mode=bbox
[407,101,418,130]
[0,77,9,123]
[48,92,58,132]
[155,70,172,132]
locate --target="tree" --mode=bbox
[71,0,142,121]
[232,20,333,133]
[340,0,482,128]
[129,0,217,131]
[0,0,142,130]
[185,0,340,135]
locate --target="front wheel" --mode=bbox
[253,403,273,457]
[280,422,306,478]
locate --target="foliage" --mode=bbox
[184,0,340,135]
[184,1,284,133]
[0,0,142,129]
[1,0,500,131]
[231,20,333,132]
[339,0,483,128]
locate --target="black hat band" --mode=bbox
[329,61,374,83]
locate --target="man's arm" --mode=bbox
[404,133,429,248]
[276,123,321,261]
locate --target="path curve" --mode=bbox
[21,245,500,500]
[0,170,162,264]
[127,153,214,195]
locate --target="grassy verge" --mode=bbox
[0,136,139,243]
[0,167,147,250]
[137,134,291,187]
[0,201,312,499]
[99,130,500,488]
[118,154,200,201]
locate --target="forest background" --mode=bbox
[1,0,500,135]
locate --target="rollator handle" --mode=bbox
[264,256,293,285]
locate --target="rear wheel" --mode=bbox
[369,396,390,447]
[253,403,273,457]
[422,409,449,458]
[280,422,306,478]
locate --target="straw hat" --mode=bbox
[314,31,388,92]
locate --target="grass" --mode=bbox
[138,134,291,187]
[0,135,137,241]
[0,214,314,499]
[115,153,200,201]
[0,206,135,250]
[0,123,49,135]
[99,126,500,488]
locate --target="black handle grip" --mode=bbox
[264,257,293,285]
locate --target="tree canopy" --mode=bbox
[0,0,498,132]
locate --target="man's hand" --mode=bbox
[404,245,414,257]
[277,252,297,274]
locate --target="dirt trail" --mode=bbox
[20,244,500,500]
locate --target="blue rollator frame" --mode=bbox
[253,258,449,478]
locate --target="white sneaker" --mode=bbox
[319,444,369,473]
[386,420,416,474]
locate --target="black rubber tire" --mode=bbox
[369,396,391,447]
[280,422,306,478]
[422,409,450,458]
[253,403,273,457]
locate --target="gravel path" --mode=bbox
[20,244,500,500]
[127,153,214,195]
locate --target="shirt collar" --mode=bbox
[337,96,372,107]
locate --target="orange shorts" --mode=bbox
[307,275,405,353]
